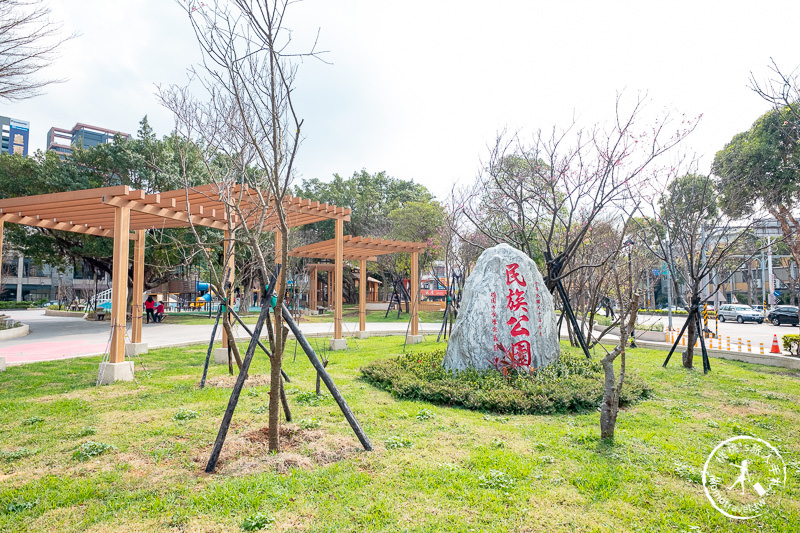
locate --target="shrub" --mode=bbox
[73,441,116,461]
[294,391,330,406]
[172,408,200,421]
[21,416,44,426]
[0,301,34,310]
[360,348,653,415]
[385,436,413,449]
[0,448,34,463]
[782,334,800,357]
[299,418,321,429]
[241,512,274,531]
[415,408,435,421]
[478,469,515,491]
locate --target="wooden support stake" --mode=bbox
[205,269,279,473]
[282,304,372,451]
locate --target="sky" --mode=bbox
[4,0,800,201]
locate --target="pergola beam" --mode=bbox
[0,213,114,238]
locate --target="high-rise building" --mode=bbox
[46,122,130,157]
[0,116,30,156]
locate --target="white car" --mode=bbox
[717,304,763,324]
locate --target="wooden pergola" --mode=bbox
[0,184,350,382]
[289,235,427,346]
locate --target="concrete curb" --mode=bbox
[0,324,29,341]
[566,333,800,371]
[633,339,800,370]
[44,310,86,318]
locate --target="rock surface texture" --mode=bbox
[443,243,560,372]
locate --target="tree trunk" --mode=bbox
[683,314,697,369]
[599,354,619,440]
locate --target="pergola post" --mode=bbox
[126,229,148,355]
[0,220,4,297]
[355,258,369,339]
[98,205,134,384]
[406,251,423,344]
[309,265,318,313]
[215,229,235,364]
[0,220,4,372]
[330,218,347,350]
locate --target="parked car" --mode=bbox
[717,304,764,324]
[767,306,800,326]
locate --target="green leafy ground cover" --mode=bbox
[361,348,652,414]
[0,336,798,531]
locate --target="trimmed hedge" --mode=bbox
[360,348,653,415]
[0,301,35,309]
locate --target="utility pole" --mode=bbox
[666,237,673,331]
[768,237,774,306]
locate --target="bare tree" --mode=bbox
[164,0,322,452]
[599,231,640,440]
[452,95,696,347]
[635,173,764,369]
[0,0,73,100]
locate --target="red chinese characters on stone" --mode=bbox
[492,262,533,370]
[510,340,532,366]
[506,288,528,313]
[505,263,527,287]
[507,315,530,337]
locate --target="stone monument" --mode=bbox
[443,243,560,372]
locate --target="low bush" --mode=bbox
[0,301,34,309]
[360,348,653,415]
[782,334,800,357]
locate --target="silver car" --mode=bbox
[717,304,764,324]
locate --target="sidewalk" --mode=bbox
[0,309,443,366]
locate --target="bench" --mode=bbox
[95,311,107,321]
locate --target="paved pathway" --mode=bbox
[0,309,443,366]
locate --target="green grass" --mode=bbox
[299,305,444,324]
[0,336,798,531]
[159,305,444,326]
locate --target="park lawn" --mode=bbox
[0,337,797,532]
[162,305,444,326]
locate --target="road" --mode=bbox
[634,313,799,351]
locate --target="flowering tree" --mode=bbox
[453,95,698,346]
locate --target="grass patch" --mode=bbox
[0,335,798,531]
[360,347,653,414]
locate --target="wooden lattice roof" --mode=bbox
[289,235,427,262]
[0,184,350,237]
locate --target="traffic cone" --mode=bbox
[770,334,781,354]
